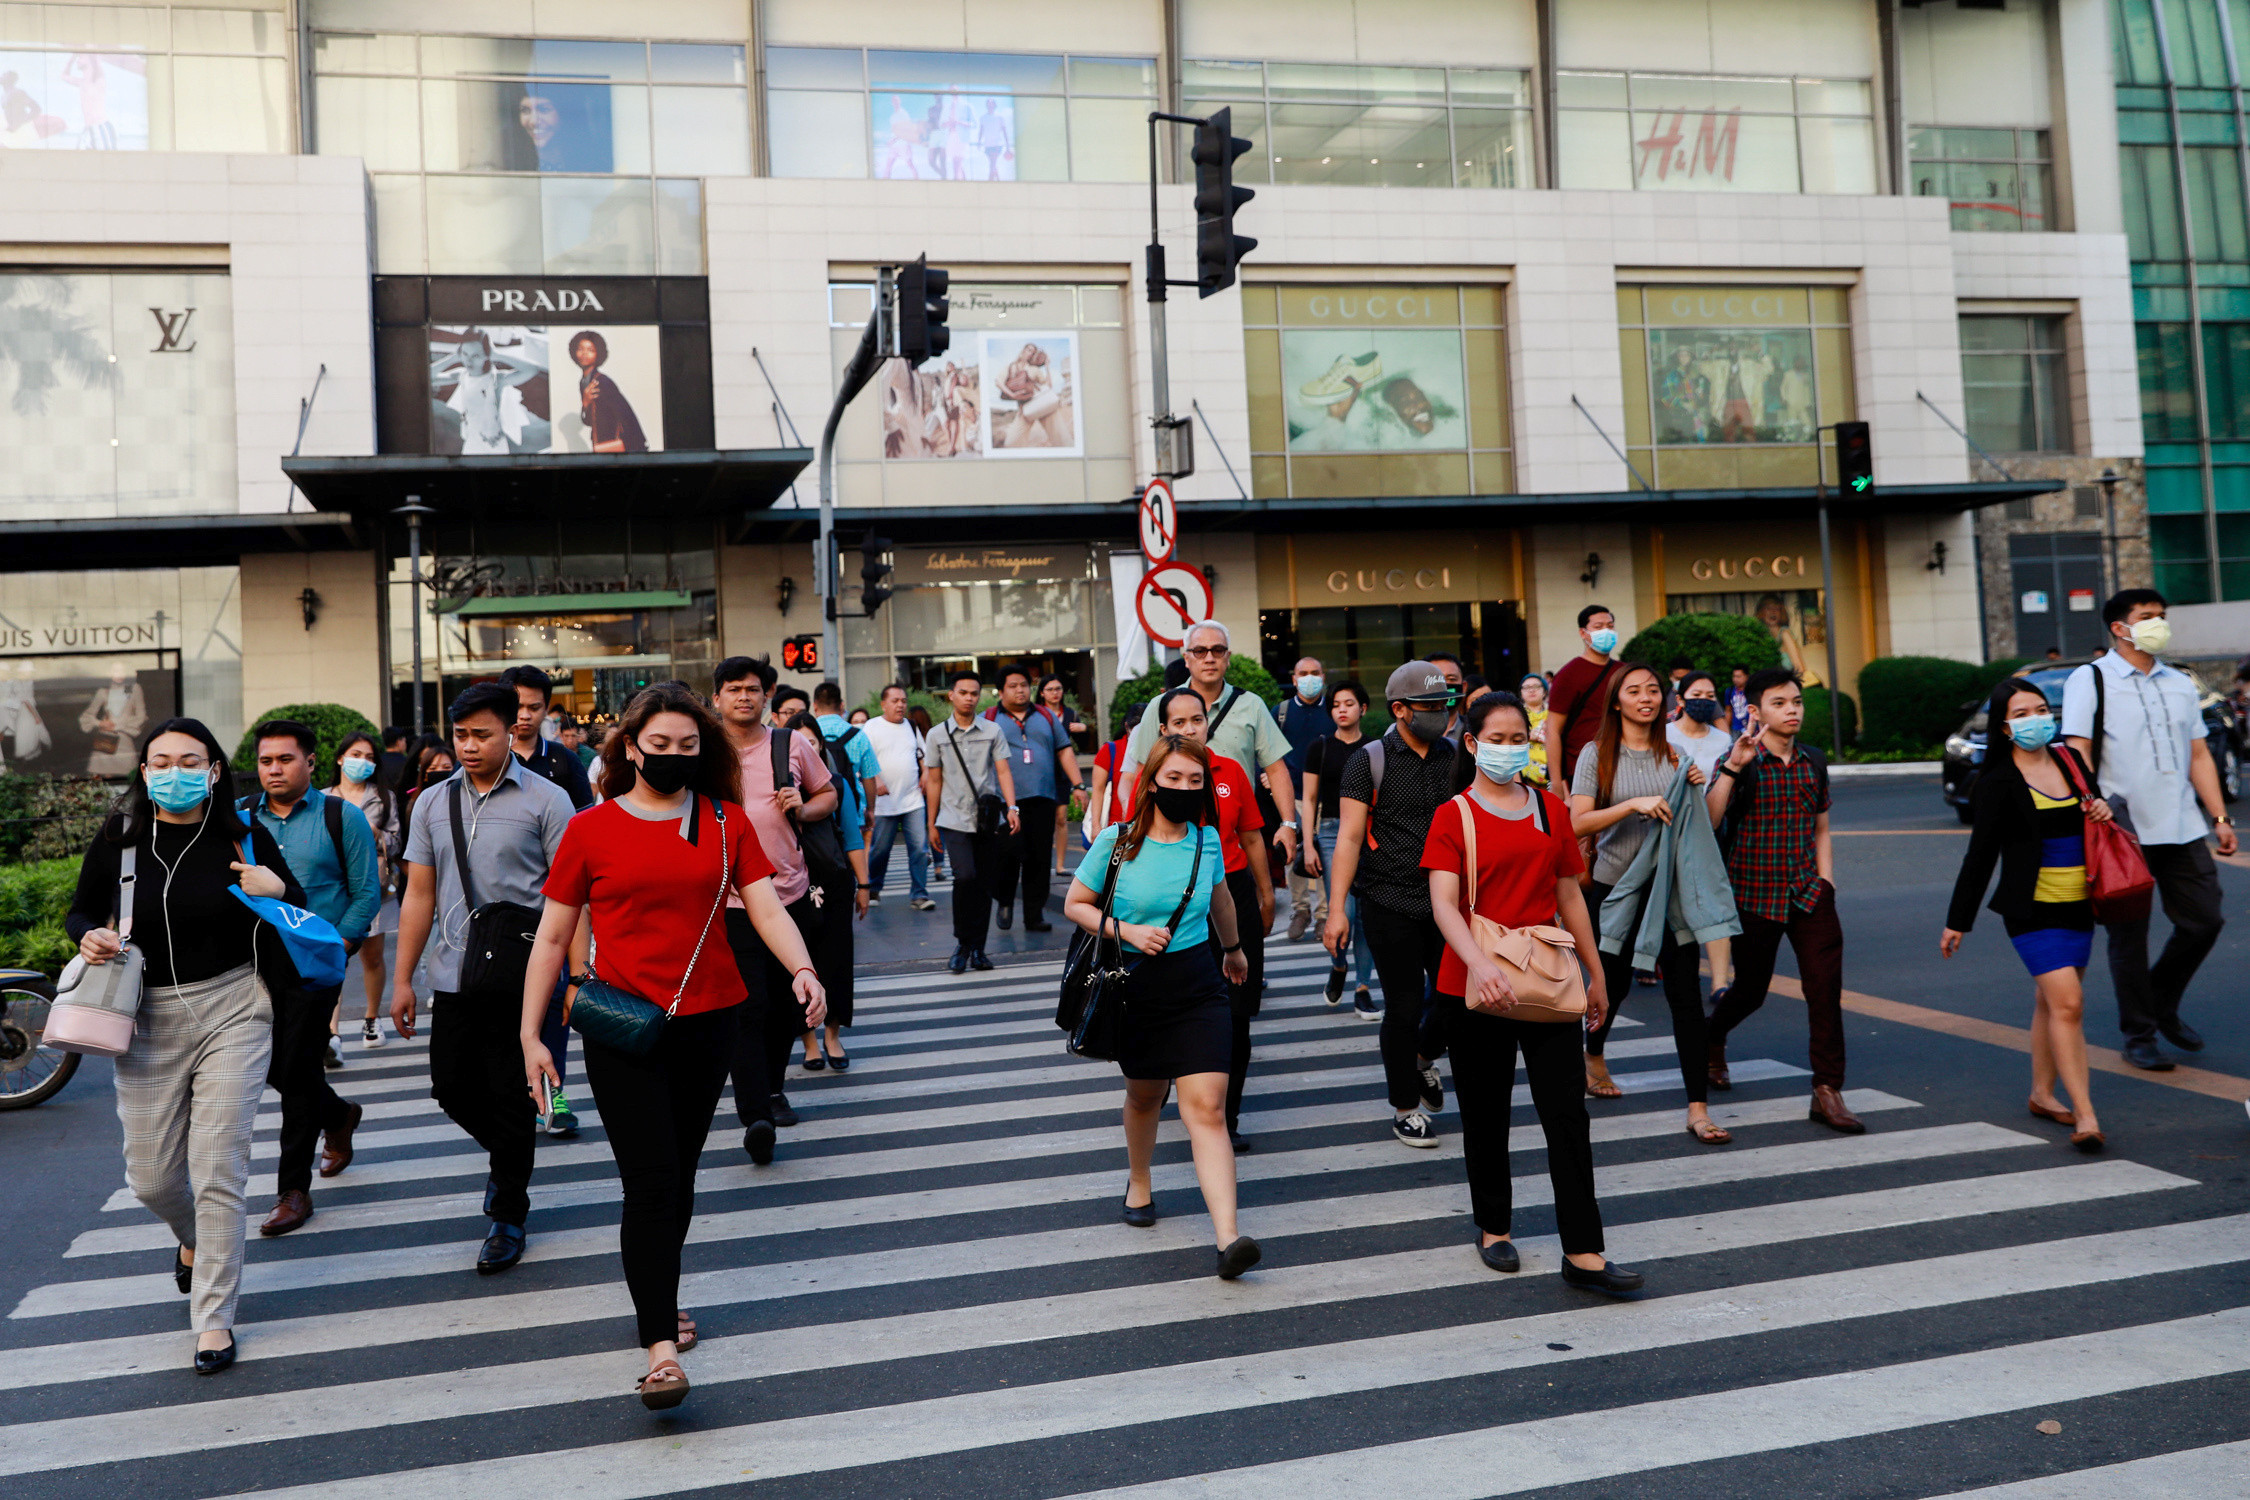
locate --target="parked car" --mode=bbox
[1943,665,2242,824]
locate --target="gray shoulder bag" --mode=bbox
[49,847,146,1057]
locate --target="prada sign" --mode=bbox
[426,277,659,324]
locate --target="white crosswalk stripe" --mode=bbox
[1,952,2238,1499]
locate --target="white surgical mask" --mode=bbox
[1476,741,1531,782]
[1588,628,1618,655]
[2128,616,2171,655]
[1296,674,1325,701]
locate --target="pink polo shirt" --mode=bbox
[729,724,834,909]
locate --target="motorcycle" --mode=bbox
[0,969,79,1109]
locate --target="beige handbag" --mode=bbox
[1452,792,1590,1023]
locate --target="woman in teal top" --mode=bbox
[1064,736,1260,1280]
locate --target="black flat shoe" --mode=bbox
[1122,1195,1156,1229]
[826,1051,850,1072]
[1229,1132,1253,1154]
[2159,1019,2205,1052]
[1559,1259,1644,1295]
[1217,1236,1263,1280]
[969,949,995,971]
[996,907,1014,931]
[1326,965,1346,1004]
[172,1247,192,1295]
[770,1094,801,1128]
[948,947,969,975]
[743,1120,776,1166]
[1024,918,1053,932]
[476,1221,526,1275]
[802,1054,826,1071]
[193,1334,236,1376]
[1478,1238,1521,1273]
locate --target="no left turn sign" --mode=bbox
[1138,479,1177,564]
[1135,562,1212,648]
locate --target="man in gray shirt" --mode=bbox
[926,667,1018,973]
[391,682,576,1275]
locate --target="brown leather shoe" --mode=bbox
[260,1189,313,1237]
[319,1099,364,1178]
[1706,1042,1732,1092]
[1809,1084,1865,1134]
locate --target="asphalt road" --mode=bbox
[1,772,2245,1499]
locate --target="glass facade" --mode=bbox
[766,48,1156,182]
[1960,314,2072,453]
[1181,61,1532,188]
[314,32,736,275]
[2112,0,2250,600]
[1556,71,1877,195]
[1908,128,2052,231]
[0,3,291,153]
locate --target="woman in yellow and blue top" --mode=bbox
[1941,677,2115,1151]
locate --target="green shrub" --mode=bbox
[0,920,74,974]
[1856,656,1985,754]
[0,857,79,976]
[234,703,380,790]
[0,773,118,865]
[1110,655,1281,738]
[1618,613,1784,679]
[1972,657,2037,693]
[1800,687,1858,752]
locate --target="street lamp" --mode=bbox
[392,498,436,739]
[2098,467,2122,597]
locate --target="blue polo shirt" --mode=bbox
[249,786,381,944]
[985,704,1071,802]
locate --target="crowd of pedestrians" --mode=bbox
[56,585,2237,1404]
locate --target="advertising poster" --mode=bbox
[0,51,149,151]
[873,89,1015,181]
[428,324,662,455]
[1281,328,1468,452]
[880,348,983,459]
[0,656,176,777]
[981,331,1079,457]
[1647,327,1816,445]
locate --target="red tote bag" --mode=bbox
[2055,748,2155,925]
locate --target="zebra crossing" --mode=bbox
[2,947,2244,1498]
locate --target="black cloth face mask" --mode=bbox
[634,752,698,796]
[1150,785,1206,825]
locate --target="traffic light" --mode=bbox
[859,533,895,617]
[1834,421,1873,495]
[1191,107,1257,298]
[781,634,821,673]
[896,255,950,365]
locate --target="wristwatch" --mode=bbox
[1278,819,1299,830]
[1222,943,1243,954]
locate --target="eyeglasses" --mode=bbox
[1182,645,1229,658]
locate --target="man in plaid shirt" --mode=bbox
[1701,668,1862,1134]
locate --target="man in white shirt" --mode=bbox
[2062,589,2236,1072]
[863,683,935,911]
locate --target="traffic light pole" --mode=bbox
[818,291,887,694]
[1815,477,1844,761]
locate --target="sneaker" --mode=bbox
[865,891,882,907]
[1392,1111,1438,1148]
[547,1093,580,1138]
[323,1041,343,1070]
[1418,1064,1444,1112]
[1326,966,1346,1005]
[1354,987,1381,1021]
[360,1018,384,1050]
[911,896,938,912]
[1287,908,1309,942]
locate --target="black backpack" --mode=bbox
[772,728,852,890]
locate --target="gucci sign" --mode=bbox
[1327,566,1454,594]
[1689,555,1808,581]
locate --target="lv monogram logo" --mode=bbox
[148,307,198,353]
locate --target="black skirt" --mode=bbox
[1115,943,1234,1081]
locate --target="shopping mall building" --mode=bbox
[5,0,2232,766]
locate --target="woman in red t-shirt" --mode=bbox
[1421,690,1643,1297]
[523,683,825,1411]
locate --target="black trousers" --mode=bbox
[940,827,994,951]
[581,1004,737,1348]
[1440,992,1605,1254]
[2109,840,2227,1042]
[726,900,819,1126]
[1224,867,1267,1133]
[991,795,1058,921]
[1362,900,1447,1111]
[267,982,353,1197]
[429,990,534,1226]
[1583,880,1709,1105]
[1710,882,1847,1091]
[811,870,856,1029]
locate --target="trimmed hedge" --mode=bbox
[234,703,380,790]
[1801,686,1859,752]
[1856,657,1991,754]
[1110,656,1282,738]
[0,858,79,975]
[1617,613,1784,680]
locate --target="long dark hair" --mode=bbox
[102,717,240,846]
[598,683,743,805]
[1453,690,1530,794]
[1117,736,1214,861]
[1592,661,1674,805]
[408,734,454,789]
[330,729,394,822]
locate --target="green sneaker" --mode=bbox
[547,1093,580,1138]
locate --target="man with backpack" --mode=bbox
[1703,667,1861,1134]
[714,656,837,1162]
[245,719,382,1236]
[806,681,882,1065]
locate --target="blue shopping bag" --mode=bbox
[229,814,349,989]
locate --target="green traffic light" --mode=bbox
[1850,475,1872,492]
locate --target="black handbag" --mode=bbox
[773,729,851,888]
[567,797,731,1058]
[942,722,1009,837]
[448,782,545,1004]
[1057,826,1204,1062]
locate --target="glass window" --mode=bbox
[1182,60,1534,190]
[1242,284,1512,499]
[2201,322,2250,439]
[541,177,654,275]
[317,74,420,170]
[652,85,749,176]
[766,47,861,89]
[371,172,425,270]
[650,44,744,85]
[425,173,542,274]
[1068,97,1149,182]
[0,4,287,154]
[1960,314,2070,453]
[655,178,702,276]
[2139,322,2200,441]
[170,8,285,56]
[172,54,288,152]
[315,32,416,75]
[1908,127,2053,231]
[769,89,868,178]
[1558,69,1876,195]
[1068,55,1155,96]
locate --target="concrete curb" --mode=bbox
[1829,761,1943,779]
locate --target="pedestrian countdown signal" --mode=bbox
[782,635,821,672]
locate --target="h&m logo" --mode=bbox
[480,288,606,314]
[148,308,196,353]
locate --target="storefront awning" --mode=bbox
[0,511,363,573]
[735,478,2064,544]
[281,449,815,522]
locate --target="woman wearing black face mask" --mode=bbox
[1665,671,1735,1010]
[1062,736,1261,1280]
[522,684,824,1410]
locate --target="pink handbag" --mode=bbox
[1453,792,1590,1024]
[47,847,143,1057]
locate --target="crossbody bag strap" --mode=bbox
[446,780,484,911]
[116,844,137,943]
[1204,686,1240,735]
[667,798,730,1017]
[1093,843,1127,957]
[1162,826,1205,933]
[2090,663,2107,780]
[1455,794,1479,909]
[942,722,984,797]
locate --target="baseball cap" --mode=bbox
[1384,661,1454,704]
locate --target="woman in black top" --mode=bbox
[66,719,304,1374]
[1300,678,1373,1009]
[1941,678,2113,1150]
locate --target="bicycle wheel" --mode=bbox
[0,977,81,1110]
